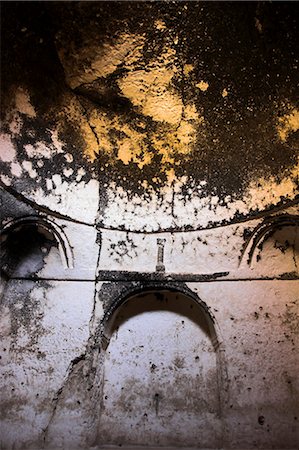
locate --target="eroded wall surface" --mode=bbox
[0,2,298,449]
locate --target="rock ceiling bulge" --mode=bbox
[1,1,298,231]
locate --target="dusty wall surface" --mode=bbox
[0,2,298,449]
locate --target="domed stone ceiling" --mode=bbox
[1,1,298,231]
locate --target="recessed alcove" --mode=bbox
[0,223,58,278]
[0,217,74,280]
[97,290,222,448]
[253,225,298,272]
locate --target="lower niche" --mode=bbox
[97,290,222,447]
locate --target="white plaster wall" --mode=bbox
[97,206,298,278]
[37,219,99,280]
[98,291,221,448]
[0,279,298,449]
[0,280,94,450]
[0,202,298,449]
[189,280,299,449]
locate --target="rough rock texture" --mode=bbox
[1,1,298,230]
[0,2,298,450]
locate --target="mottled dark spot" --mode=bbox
[258,415,265,425]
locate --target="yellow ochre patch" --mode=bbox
[277,108,299,142]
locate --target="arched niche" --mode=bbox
[95,286,225,448]
[0,215,73,279]
[240,214,299,276]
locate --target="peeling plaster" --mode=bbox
[29,178,99,224]
[98,168,298,232]
[58,33,146,89]
[14,87,36,118]
[277,107,299,143]
[196,81,209,92]
[155,19,167,31]
[1,2,298,229]
[118,46,182,125]
[0,134,16,162]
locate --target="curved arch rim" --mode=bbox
[95,281,223,352]
[1,215,74,269]
[239,214,299,268]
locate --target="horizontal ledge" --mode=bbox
[96,270,229,282]
[7,272,299,283]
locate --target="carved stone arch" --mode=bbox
[93,281,228,447]
[45,281,228,449]
[1,215,74,272]
[95,281,222,351]
[239,214,299,269]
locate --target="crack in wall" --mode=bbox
[42,352,87,446]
